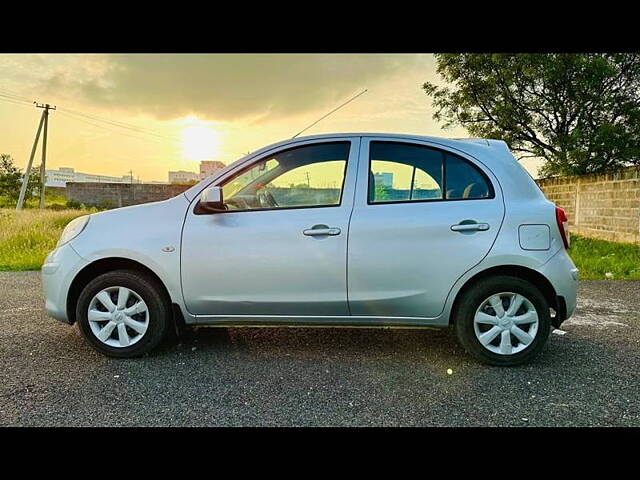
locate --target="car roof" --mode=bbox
[262,132,506,151]
[244,132,515,166]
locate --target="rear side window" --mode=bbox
[445,153,492,200]
[368,141,493,204]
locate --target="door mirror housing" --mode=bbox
[198,186,225,213]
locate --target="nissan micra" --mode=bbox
[42,133,578,366]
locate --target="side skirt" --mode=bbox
[191,314,449,329]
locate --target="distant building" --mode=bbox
[168,161,226,184]
[45,167,139,187]
[168,170,200,184]
[374,172,393,188]
[199,160,226,180]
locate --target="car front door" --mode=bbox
[181,138,360,318]
[347,138,505,318]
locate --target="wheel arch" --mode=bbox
[449,265,559,325]
[66,257,179,327]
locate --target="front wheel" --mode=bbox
[454,276,551,366]
[76,269,171,358]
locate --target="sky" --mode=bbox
[0,54,541,182]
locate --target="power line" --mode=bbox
[0,96,33,107]
[56,110,176,146]
[59,108,179,141]
[58,107,180,142]
[0,93,30,103]
[0,106,177,151]
[0,85,179,142]
[2,94,30,102]
[59,106,156,132]
[0,97,178,161]
[0,87,33,101]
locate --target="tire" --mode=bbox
[76,269,171,358]
[454,275,551,366]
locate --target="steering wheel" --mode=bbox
[257,188,278,208]
[225,196,249,210]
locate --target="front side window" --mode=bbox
[368,141,492,203]
[220,142,349,211]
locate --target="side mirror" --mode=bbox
[198,186,225,213]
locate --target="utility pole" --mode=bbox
[16,102,56,210]
[38,104,55,209]
[128,169,135,207]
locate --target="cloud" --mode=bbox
[2,54,424,122]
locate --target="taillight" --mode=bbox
[555,206,570,249]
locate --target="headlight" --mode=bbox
[57,215,90,247]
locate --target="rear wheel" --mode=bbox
[454,276,551,366]
[76,269,171,358]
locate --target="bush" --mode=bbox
[47,203,68,211]
[65,199,83,210]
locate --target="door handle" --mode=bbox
[451,222,490,232]
[303,225,341,236]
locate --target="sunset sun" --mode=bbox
[179,118,220,161]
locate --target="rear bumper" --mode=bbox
[41,243,88,324]
[539,248,578,327]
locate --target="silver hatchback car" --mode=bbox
[42,133,578,365]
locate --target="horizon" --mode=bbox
[0,54,542,182]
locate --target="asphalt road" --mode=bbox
[0,271,638,427]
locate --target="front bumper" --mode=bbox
[539,247,579,327]
[41,243,88,324]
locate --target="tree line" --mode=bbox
[423,53,640,177]
[0,154,42,206]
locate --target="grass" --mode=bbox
[0,191,68,210]
[569,234,640,280]
[0,208,93,271]
[0,208,638,278]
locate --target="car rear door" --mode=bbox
[347,137,505,318]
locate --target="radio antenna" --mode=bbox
[292,89,368,139]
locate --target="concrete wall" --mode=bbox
[65,182,191,208]
[536,167,640,244]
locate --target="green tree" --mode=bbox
[0,154,42,205]
[374,183,390,201]
[423,54,640,176]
